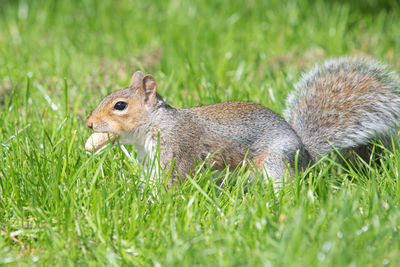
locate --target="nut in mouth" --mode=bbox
[85,132,117,152]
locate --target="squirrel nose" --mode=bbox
[86,120,93,129]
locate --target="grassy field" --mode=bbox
[1,0,400,266]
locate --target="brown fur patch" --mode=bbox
[211,149,246,170]
[196,139,247,170]
[253,151,267,171]
[191,101,265,123]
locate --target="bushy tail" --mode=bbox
[283,57,400,160]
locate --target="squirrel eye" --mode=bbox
[114,101,128,111]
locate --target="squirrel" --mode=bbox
[86,57,400,187]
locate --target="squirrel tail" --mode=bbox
[283,57,400,160]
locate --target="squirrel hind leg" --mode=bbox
[260,156,291,186]
[256,146,311,187]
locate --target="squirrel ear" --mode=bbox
[130,71,145,88]
[141,75,157,106]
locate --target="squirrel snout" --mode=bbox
[86,119,93,130]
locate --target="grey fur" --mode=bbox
[284,57,400,160]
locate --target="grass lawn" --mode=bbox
[1,0,400,265]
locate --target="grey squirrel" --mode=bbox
[85,57,400,187]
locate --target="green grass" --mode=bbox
[1,0,400,265]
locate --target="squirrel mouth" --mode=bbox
[85,132,117,152]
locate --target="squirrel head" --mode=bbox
[85,71,158,135]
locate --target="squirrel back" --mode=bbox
[284,57,400,160]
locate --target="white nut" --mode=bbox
[85,133,116,152]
